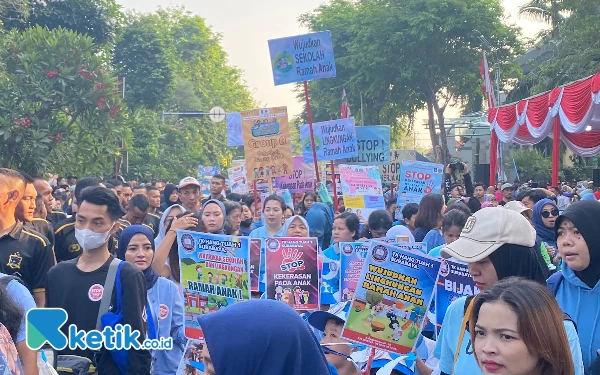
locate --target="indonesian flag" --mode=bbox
[340,89,351,119]
[480,52,496,109]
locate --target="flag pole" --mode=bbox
[304,81,320,183]
[330,160,338,213]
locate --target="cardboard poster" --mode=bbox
[241,107,293,181]
[435,259,479,332]
[339,164,385,223]
[396,160,445,219]
[176,340,204,375]
[197,166,221,197]
[337,126,390,165]
[227,165,248,195]
[268,30,336,86]
[265,237,319,310]
[273,156,316,192]
[250,239,262,292]
[341,241,441,354]
[177,231,251,340]
[226,112,243,147]
[299,118,358,162]
[379,150,417,183]
[339,242,369,303]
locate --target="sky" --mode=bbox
[116,0,547,147]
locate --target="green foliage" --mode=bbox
[3,0,123,45]
[510,148,553,183]
[365,290,383,307]
[300,0,522,164]
[0,26,125,174]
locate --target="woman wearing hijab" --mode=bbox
[154,204,185,248]
[554,200,600,373]
[201,199,227,234]
[160,184,180,212]
[152,212,199,281]
[118,225,186,375]
[532,198,560,271]
[198,299,331,375]
[282,215,310,237]
[305,202,334,249]
[436,208,584,375]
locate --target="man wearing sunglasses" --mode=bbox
[533,198,561,271]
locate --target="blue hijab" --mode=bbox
[305,202,333,248]
[198,299,331,375]
[117,224,159,290]
[533,198,558,243]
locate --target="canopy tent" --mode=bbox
[488,72,600,186]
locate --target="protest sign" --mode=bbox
[337,126,390,165]
[197,166,221,197]
[268,30,336,86]
[339,164,385,223]
[342,241,441,354]
[250,239,262,292]
[177,231,251,340]
[299,118,357,162]
[435,259,479,333]
[339,242,369,302]
[273,156,316,192]
[396,160,444,219]
[176,340,204,375]
[226,112,243,147]
[379,150,417,183]
[265,237,319,310]
[227,165,248,194]
[241,107,293,181]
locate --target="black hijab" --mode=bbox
[160,183,179,211]
[489,243,549,284]
[555,200,600,288]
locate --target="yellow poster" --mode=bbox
[241,107,293,181]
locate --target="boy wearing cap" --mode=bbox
[178,176,202,212]
[433,208,584,375]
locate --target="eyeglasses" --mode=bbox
[541,209,559,218]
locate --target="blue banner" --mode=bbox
[337,126,390,165]
[300,118,358,162]
[268,31,336,86]
[435,260,479,333]
[226,112,243,147]
[396,160,444,219]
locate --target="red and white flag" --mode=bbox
[480,52,496,109]
[340,89,351,119]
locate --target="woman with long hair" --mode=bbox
[470,278,574,375]
[412,194,445,242]
[359,209,393,239]
[299,192,318,216]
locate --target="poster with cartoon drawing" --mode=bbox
[339,242,368,303]
[339,164,385,223]
[341,240,441,354]
[435,259,479,334]
[250,239,262,292]
[177,230,250,340]
[265,237,319,310]
[176,340,204,375]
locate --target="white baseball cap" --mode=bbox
[501,183,514,191]
[503,200,531,215]
[178,176,201,190]
[441,207,535,262]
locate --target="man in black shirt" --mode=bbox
[16,172,55,248]
[0,169,55,307]
[120,183,133,211]
[118,194,159,237]
[146,186,162,216]
[201,174,227,204]
[46,186,151,374]
[33,177,67,224]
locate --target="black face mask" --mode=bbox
[240,218,253,228]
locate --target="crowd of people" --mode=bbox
[0,164,599,375]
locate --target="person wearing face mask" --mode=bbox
[46,186,151,374]
[552,200,600,373]
[435,207,584,375]
[117,225,186,375]
[200,200,227,234]
[238,201,254,236]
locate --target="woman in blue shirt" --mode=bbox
[118,225,186,375]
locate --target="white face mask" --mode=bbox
[75,224,114,251]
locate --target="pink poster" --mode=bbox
[250,239,262,292]
[273,156,316,192]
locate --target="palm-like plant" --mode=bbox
[518,0,568,39]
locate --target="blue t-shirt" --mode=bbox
[249,226,286,292]
[435,296,584,375]
[423,229,444,253]
[0,273,36,343]
[321,246,340,305]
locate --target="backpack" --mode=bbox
[99,260,128,374]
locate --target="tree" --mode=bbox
[518,0,567,39]
[365,290,383,308]
[113,15,176,109]
[0,26,126,174]
[510,148,552,183]
[3,0,123,46]
[300,0,522,165]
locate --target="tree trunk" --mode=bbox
[432,99,449,166]
[426,100,441,163]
